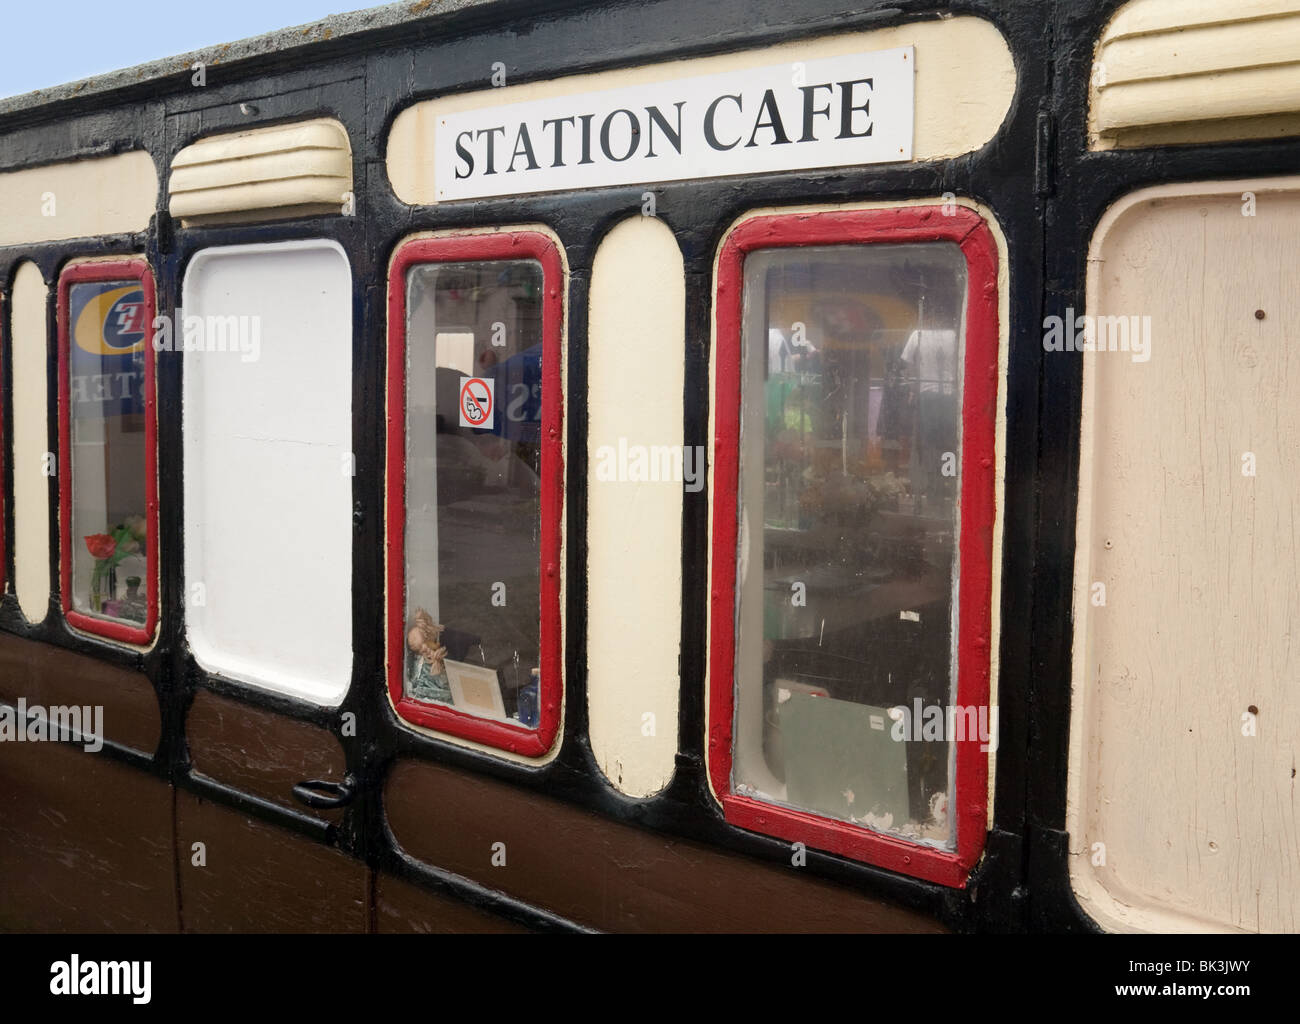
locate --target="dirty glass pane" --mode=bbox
[733,243,968,848]
[67,279,150,624]
[404,260,543,728]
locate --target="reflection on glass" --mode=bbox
[68,279,150,624]
[404,261,543,728]
[733,243,967,847]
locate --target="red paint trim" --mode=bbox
[57,259,160,647]
[708,206,999,888]
[386,232,564,757]
[0,292,6,600]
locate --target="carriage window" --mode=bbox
[738,242,965,844]
[58,260,158,645]
[387,233,563,757]
[710,207,998,885]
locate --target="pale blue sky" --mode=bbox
[0,0,372,100]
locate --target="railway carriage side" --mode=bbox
[0,0,1296,935]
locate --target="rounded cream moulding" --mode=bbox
[1091,0,1300,149]
[168,117,353,225]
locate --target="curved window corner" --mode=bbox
[707,205,999,887]
[386,230,564,757]
[57,258,159,647]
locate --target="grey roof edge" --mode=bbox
[0,0,545,119]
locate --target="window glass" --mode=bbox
[403,260,544,728]
[65,276,151,630]
[733,242,966,847]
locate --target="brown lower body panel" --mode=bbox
[385,759,946,933]
[375,872,529,933]
[176,791,368,933]
[0,632,160,755]
[0,739,176,932]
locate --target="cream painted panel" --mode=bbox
[1069,178,1300,933]
[11,262,50,623]
[0,151,157,247]
[387,17,1014,204]
[586,217,684,797]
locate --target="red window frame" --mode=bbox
[0,292,6,599]
[708,206,999,887]
[56,258,160,646]
[385,232,564,756]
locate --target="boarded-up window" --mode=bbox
[182,240,353,705]
[1070,178,1300,932]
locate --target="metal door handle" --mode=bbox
[292,774,355,809]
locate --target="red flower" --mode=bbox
[84,534,116,560]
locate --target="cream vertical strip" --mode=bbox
[11,262,50,624]
[586,216,684,796]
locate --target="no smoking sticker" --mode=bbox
[459,376,494,428]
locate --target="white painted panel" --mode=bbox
[586,217,683,797]
[182,240,353,705]
[1069,178,1300,932]
[11,262,50,623]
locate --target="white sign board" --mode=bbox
[435,47,914,201]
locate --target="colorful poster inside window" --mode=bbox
[69,281,148,417]
[59,263,157,644]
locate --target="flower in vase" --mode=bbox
[124,514,147,542]
[85,534,116,560]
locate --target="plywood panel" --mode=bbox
[1069,178,1300,933]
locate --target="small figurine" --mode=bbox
[406,608,452,704]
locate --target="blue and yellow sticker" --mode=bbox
[68,280,146,416]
